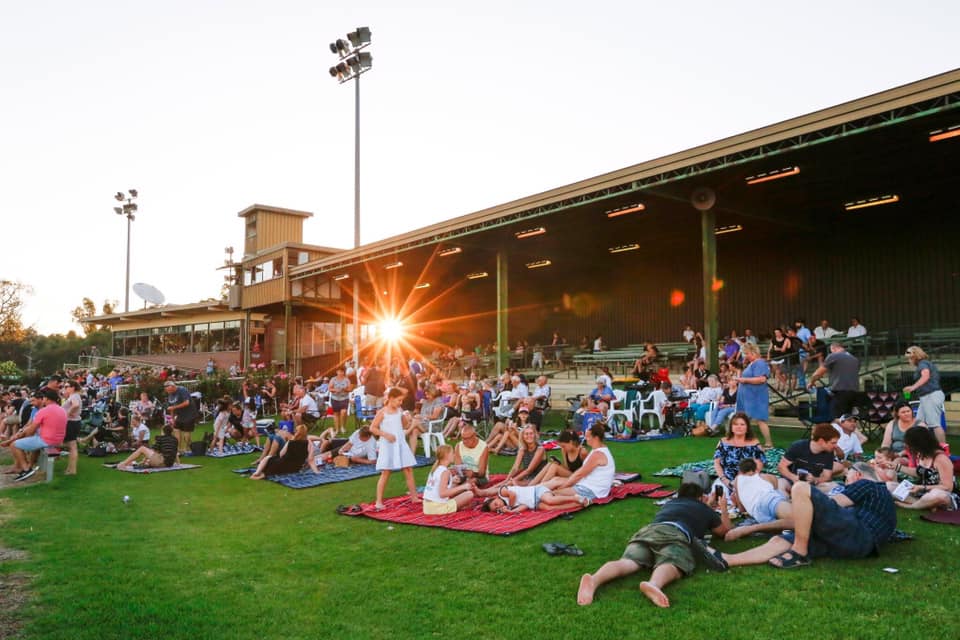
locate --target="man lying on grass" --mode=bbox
[717,462,895,569]
[577,482,731,608]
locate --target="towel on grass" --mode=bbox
[207,443,262,458]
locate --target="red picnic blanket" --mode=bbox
[339,475,673,535]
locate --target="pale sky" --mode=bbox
[2,0,956,335]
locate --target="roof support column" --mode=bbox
[283,301,292,372]
[700,206,719,373]
[496,248,508,374]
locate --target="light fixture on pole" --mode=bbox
[329,26,372,367]
[113,189,138,312]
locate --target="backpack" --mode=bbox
[681,468,712,493]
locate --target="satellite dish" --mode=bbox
[133,282,166,306]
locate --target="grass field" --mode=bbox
[1,420,957,640]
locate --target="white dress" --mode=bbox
[376,410,417,471]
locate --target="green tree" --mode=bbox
[71,297,118,335]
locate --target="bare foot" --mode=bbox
[409,497,422,505]
[639,582,670,608]
[577,574,595,605]
[373,503,386,511]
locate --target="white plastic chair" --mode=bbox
[421,407,447,457]
[492,391,514,421]
[608,390,638,434]
[636,391,664,431]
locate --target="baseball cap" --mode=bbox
[163,380,177,388]
[838,413,857,421]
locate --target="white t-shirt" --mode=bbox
[298,394,320,417]
[132,423,150,443]
[512,382,529,398]
[593,337,603,352]
[734,473,779,519]
[344,430,378,460]
[424,464,451,503]
[832,423,863,457]
[847,324,867,337]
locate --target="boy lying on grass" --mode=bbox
[577,482,731,608]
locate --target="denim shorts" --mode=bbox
[14,434,48,452]
[572,484,597,500]
[752,492,786,523]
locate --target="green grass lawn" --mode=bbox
[1,422,957,640]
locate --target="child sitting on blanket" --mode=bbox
[130,414,150,448]
[423,445,475,515]
[117,424,180,469]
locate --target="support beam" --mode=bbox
[496,249,508,374]
[700,207,719,373]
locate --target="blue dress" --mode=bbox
[736,359,770,421]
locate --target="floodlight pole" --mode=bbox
[353,73,361,368]
[113,189,138,312]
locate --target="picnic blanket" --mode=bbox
[654,448,786,478]
[609,433,683,443]
[338,474,671,535]
[207,443,262,458]
[920,510,960,526]
[263,456,433,489]
[114,463,202,474]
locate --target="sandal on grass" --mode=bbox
[563,544,584,556]
[768,549,810,569]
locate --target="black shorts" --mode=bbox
[175,415,197,432]
[302,413,319,426]
[64,419,82,443]
[330,399,349,412]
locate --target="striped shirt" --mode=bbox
[841,479,896,548]
[155,434,179,467]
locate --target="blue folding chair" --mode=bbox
[353,394,378,426]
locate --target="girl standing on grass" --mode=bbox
[371,388,421,510]
[212,399,231,454]
[423,445,475,514]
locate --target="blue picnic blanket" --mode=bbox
[115,463,202,474]
[206,443,262,458]
[261,456,433,489]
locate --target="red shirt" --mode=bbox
[35,403,67,446]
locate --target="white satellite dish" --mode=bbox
[132,282,166,306]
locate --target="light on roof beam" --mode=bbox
[714,225,743,235]
[844,195,900,211]
[384,261,404,270]
[606,204,645,218]
[466,272,489,280]
[745,166,800,185]
[515,226,546,239]
[413,282,431,290]
[333,274,350,281]
[608,243,640,254]
[526,259,552,269]
[929,126,960,142]
[438,246,462,257]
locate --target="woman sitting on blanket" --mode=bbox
[228,399,260,448]
[496,424,546,487]
[116,424,179,470]
[530,428,586,485]
[710,412,766,505]
[250,424,317,479]
[423,445,475,514]
[539,422,615,508]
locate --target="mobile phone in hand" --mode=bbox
[714,484,724,499]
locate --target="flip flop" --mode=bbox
[348,504,364,514]
[542,542,567,556]
[563,544,585,556]
[768,549,811,569]
[335,504,350,514]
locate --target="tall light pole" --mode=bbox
[329,26,372,367]
[113,189,139,312]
